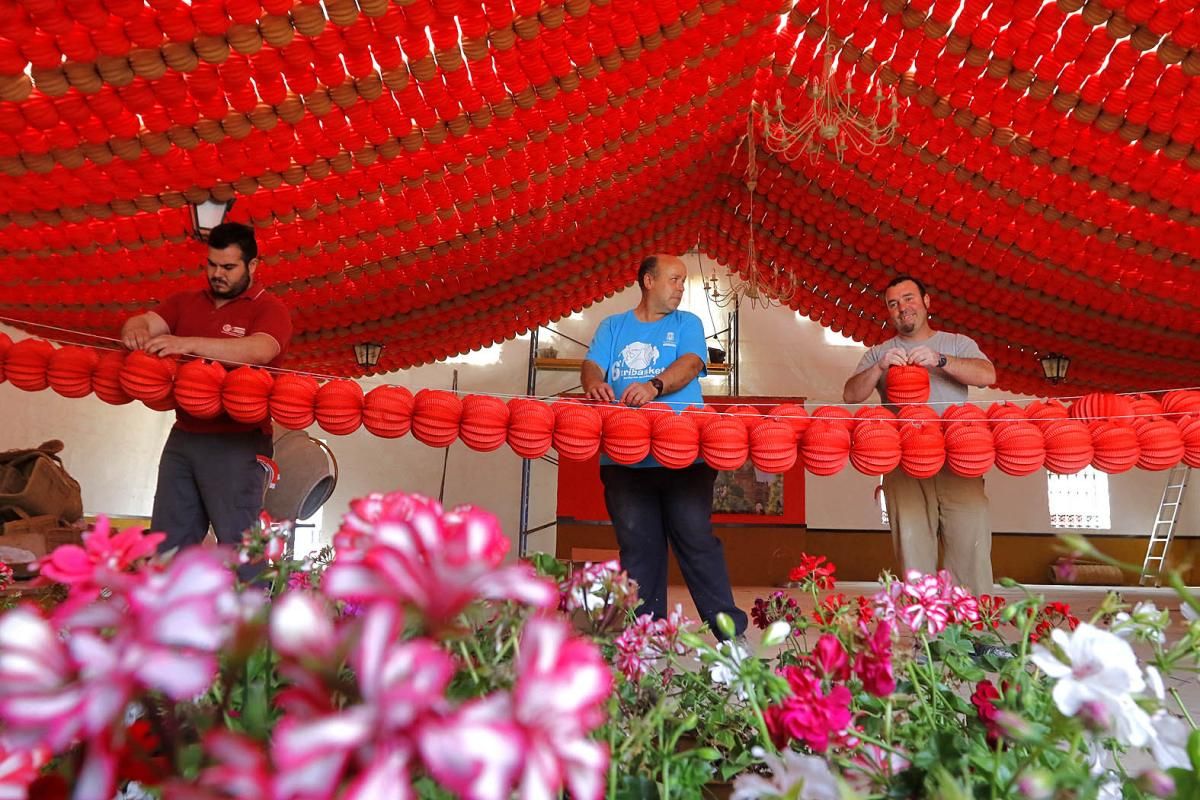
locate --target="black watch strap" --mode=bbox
[936,353,948,368]
[649,377,664,397]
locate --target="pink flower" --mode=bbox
[0,741,49,797]
[765,666,852,753]
[898,571,951,636]
[947,583,980,625]
[0,562,12,590]
[854,620,896,698]
[420,617,612,800]
[270,604,456,799]
[810,634,849,681]
[162,731,272,800]
[322,493,556,628]
[36,517,164,601]
[613,607,697,685]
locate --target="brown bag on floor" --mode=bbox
[0,440,83,522]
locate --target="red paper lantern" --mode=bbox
[1089,421,1140,474]
[93,351,133,405]
[899,421,945,479]
[460,394,510,452]
[725,404,765,433]
[4,338,56,392]
[271,374,321,430]
[142,394,177,412]
[47,346,99,399]
[411,389,461,447]
[769,403,811,439]
[811,404,855,433]
[942,404,988,423]
[1128,394,1165,419]
[173,359,227,419]
[316,379,365,436]
[362,385,414,439]
[750,419,797,473]
[886,365,930,405]
[221,366,274,424]
[1177,415,1200,468]
[944,422,995,478]
[850,421,902,475]
[119,350,177,403]
[651,410,701,469]
[1135,417,1185,471]
[1162,390,1200,417]
[507,398,555,459]
[855,406,897,425]
[1071,393,1133,423]
[700,414,750,471]
[602,407,653,465]
[553,400,603,462]
[1041,418,1094,475]
[801,419,851,476]
[986,402,1026,423]
[0,332,11,383]
[1024,399,1069,421]
[993,421,1046,476]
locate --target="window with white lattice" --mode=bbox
[1047,466,1111,530]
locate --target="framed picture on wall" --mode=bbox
[713,463,784,516]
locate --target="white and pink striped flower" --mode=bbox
[322,493,556,628]
[898,572,952,636]
[0,740,49,798]
[420,617,612,800]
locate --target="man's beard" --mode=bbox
[211,273,250,298]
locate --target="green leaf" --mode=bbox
[528,552,568,580]
[240,678,272,739]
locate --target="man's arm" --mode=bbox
[619,353,704,407]
[121,312,170,351]
[843,348,906,403]
[142,332,282,366]
[582,359,616,403]
[906,345,995,388]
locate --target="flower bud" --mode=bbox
[1135,769,1175,798]
[761,620,791,648]
[715,612,736,639]
[1077,700,1112,734]
[1015,769,1053,800]
[994,711,1035,743]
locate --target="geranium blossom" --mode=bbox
[810,634,849,681]
[788,553,836,590]
[898,572,951,636]
[36,517,164,611]
[731,747,840,800]
[271,604,455,799]
[0,741,49,798]
[854,620,896,697]
[1030,623,1154,747]
[751,590,800,630]
[765,666,852,752]
[613,606,695,684]
[322,493,556,627]
[419,617,612,800]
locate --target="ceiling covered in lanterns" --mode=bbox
[0,0,1197,394]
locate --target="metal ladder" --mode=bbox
[1139,464,1192,586]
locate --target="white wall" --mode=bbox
[2,254,1196,557]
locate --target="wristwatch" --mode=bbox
[936,354,948,369]
[649,377,664,397]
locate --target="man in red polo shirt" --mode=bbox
[121,222,292,569]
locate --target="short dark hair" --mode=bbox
[636,256,658,291]
[885,275,928,297]
[208,222,258,264]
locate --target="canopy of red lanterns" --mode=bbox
[0,0,1197,394]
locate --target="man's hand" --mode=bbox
[122,327,153,351]
[879,349,908,368]
[620,382,658,408]
[143,335,195,357]
[585,382,617,403]
[905,346,940,368]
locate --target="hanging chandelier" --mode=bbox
[705,115,800,310]
[758,6,900,163]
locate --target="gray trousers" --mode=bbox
[882,466,994,594]
[152,428,272,562]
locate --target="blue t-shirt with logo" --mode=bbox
[586,309,708,467]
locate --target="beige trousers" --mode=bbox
[882,467,994,594]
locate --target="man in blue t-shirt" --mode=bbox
[582,254,747,639]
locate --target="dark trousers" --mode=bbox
[600,463,748,638]
[152,429,272,574]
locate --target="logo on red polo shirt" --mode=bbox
[221,323,247,337]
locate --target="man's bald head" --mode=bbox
[637,254,684,291]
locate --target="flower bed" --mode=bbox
[0,492,1197,799]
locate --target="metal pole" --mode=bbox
[731,302,740,396]
[518,327,539,557]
